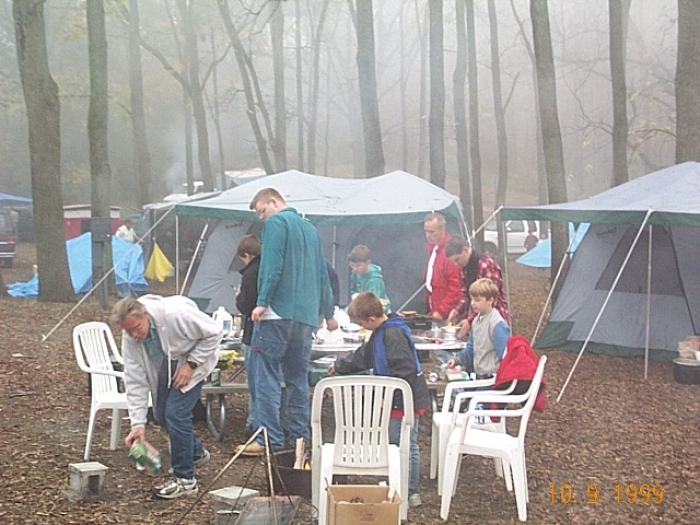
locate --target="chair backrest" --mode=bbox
[311,375,414,470]
[510,355,547,444]
[73,322,121,398]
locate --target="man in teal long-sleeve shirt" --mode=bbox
[235,188,338,455]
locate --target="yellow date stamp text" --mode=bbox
[548,482,664,505]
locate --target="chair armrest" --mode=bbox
[441,378,496,413]
[450,381,517,423]
[81,367,125,380]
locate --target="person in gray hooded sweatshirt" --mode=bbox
[113,295,223,499]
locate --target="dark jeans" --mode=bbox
[155,360,205,479]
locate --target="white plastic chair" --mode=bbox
[311,375,414,525]
[440,355,547,522]
[73,322,129,460]
[430,377,517,495]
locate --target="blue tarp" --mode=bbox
[7,233,148,298]
[0,192,32,206]
[516,223,589,268]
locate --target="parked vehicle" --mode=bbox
[0,208,16,268]
[483,219,545,256]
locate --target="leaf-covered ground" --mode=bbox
[2,243,700,524]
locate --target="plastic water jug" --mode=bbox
[213,306,233,335]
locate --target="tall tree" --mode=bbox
[176,0,214,190]
[13,0,74,302]
[295,0,304,171]
[531,0,567,287]
[306,0,331,174]
[127,0,153,206]
[488,0,509,211]
[428,0,445,188]
[270,0,287,171]
[676,0,700,163]
[453,0,471,226]
[609,0,631,185]
[87,0,111,301]
[355,0,385,177]
[466,0,483,240]
[415,0,429,179]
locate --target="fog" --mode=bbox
[0,0,679,211]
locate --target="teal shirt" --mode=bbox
[350,263,391,312]
[257,207,334,326]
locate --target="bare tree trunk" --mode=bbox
[454,0,472,227]
[295,0,304,171]
[13,0,74,302]
[210,29,226,190]
[610,0,630,185]
[676,0,700,163]
[531,0,568,290]
[489,0,509,212]
[510,0,547,205]
[128,0,152,206]
[184,91,195,194]
[466,0,483,243]
[0,268,7,297]
[217,0,274,173]
[355,0,385,177]
[416,0,428,179]
[270,0,287,171]
[428,0,446,188]
[177,0,213,190]
[87,0,111,302]
[307,0,331,173]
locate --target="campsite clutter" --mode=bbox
[176,170,468,314]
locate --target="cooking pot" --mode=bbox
[441,326,458,342]
[673,358,700,385]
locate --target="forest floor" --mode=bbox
[1,242,700,524]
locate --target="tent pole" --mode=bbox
[644,225,653,379]
[180,222,209,295]
[499,213,513,331]
[531,229,574,345]
[557,210,653,402]
[175,215,180,293]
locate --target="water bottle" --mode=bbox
[213,306,233,335]
[475,404,484,425]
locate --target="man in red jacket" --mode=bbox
[423,213,463,323]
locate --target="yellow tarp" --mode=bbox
[144,242,173,282]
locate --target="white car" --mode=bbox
[482,219,544,256]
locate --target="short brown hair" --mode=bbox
[249,187,285,210]
[423,212,446,228]
[111,296,146,324]
[347,292,384,320]
[469,278,498,300]
[444,236,470,258]
[236,234,261,258]
[348,244,371,263]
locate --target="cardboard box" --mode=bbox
[326,485,401,525]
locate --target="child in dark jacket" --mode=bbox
[235,234,261,435]
[327,292,431,507]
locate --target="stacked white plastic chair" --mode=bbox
[311,375,413,525]
[440,355,547,522]
[430,377,517,494]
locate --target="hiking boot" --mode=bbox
[408,493,422,508]
[152,477,198,499]
[235,441,265,456]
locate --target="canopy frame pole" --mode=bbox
[42,207,175,342]
[557,210,653,402]
[499,213,513,331]
[179,222,209,295]
[531,223,581,345]
[644,225,653,379]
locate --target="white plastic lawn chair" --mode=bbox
[311,375,414,525]
[440,355,547,522]
[72,322,130,460]
[430,377,517,495]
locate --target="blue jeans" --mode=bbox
[155,360,205,479]
[389,415,421,496]
[250,319,313,449]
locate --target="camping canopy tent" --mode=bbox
[175,170,467,313]
[503,161,700,363]
[0,192,32,207]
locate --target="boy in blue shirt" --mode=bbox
[328,292,431,507]
[447,278,510,379]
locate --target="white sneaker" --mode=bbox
[152,477,198,499]
[408,493,422,508]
